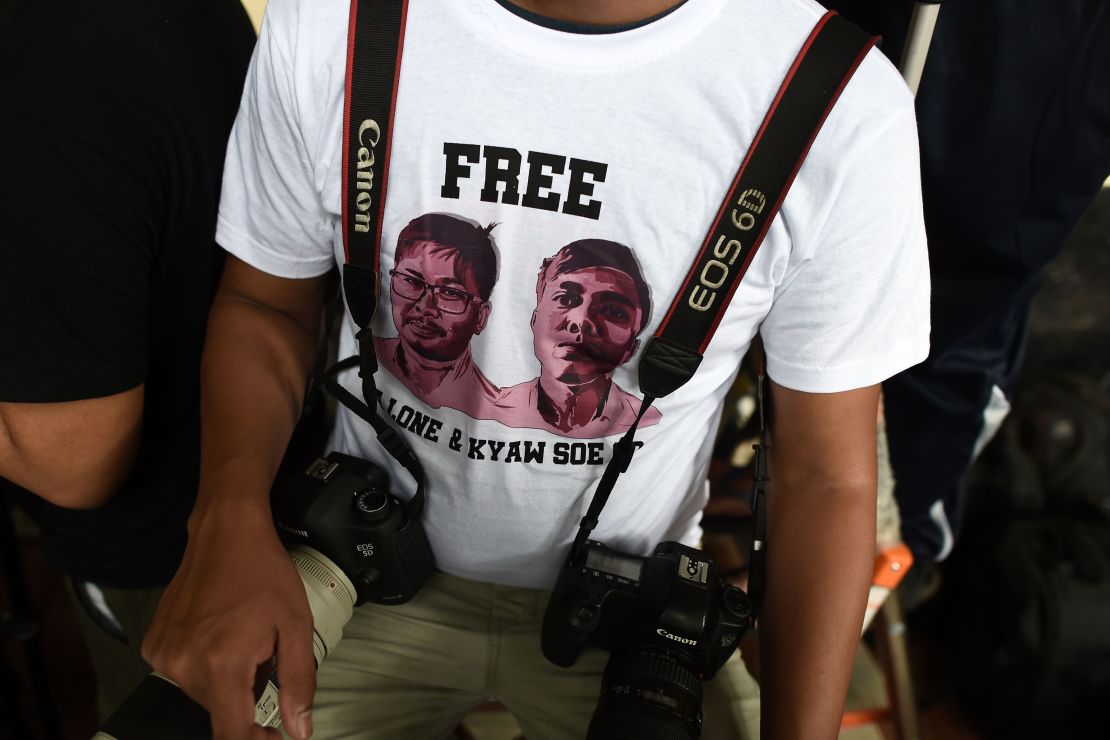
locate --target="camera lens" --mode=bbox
[587,644,704,740]
[288,544,357,666]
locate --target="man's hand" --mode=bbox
[143,504,317,740]
[141,256,327,739]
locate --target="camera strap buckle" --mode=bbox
[354,326,380,379]
[612,436,637,475]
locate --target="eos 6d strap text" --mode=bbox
[638,12,877,399]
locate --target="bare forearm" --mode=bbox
[190,290,319,526]
[755,380,880,739]
[143,261,325,740]
[758,480,874,739]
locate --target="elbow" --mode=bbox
[32,444,136,508]
[1,389,143,510]
[1,434,136,510]
[6,457,128,509]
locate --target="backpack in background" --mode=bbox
[947,374,1110,740]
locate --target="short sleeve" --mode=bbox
[0,113,150,403]
[215,3,336,278]
[761,98,931,393]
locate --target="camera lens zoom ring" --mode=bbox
[292,552,355,608]
[605,649,704,704]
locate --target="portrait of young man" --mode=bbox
[495,239,663,438]
[142,0,930,738]
[374,212,502,417]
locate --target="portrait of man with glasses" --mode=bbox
[374,212,502,416]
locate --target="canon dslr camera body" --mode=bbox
[270,452,434,606]
[543,540,752,740]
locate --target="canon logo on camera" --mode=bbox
[656,628,698,646]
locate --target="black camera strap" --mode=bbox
[340,0,406,330]
[639,11,876,398]
[747,362,770,616]
[330,0,425,528]
[336,3,875,609]
[570,13,877,620]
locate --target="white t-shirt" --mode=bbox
[217,0,930,589]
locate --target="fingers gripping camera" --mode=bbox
[234,543,361,730]
[92,544,357,740]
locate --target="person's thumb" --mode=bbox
[276,617,317,739]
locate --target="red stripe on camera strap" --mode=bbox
[638,12,877,400]
[579,14,877,617]
[341,0,410,331]
[335,0,427,526]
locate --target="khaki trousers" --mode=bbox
[312,570,761,739]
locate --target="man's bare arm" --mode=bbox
[191,255,326,524]
[143,255,327,740]
[0,386,144,508]
[758,380,879,740]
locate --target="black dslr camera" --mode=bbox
[270,451,434,605]
[542,540,752,740]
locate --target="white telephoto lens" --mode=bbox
[289,544,357,668]
[255,544,357,728]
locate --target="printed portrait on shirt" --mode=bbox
[494,239,662,438]
[377,214,661,437]
[374,212,503,417]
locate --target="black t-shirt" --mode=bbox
[0,0,256,587]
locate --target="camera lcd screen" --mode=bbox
[586,549,642,581]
